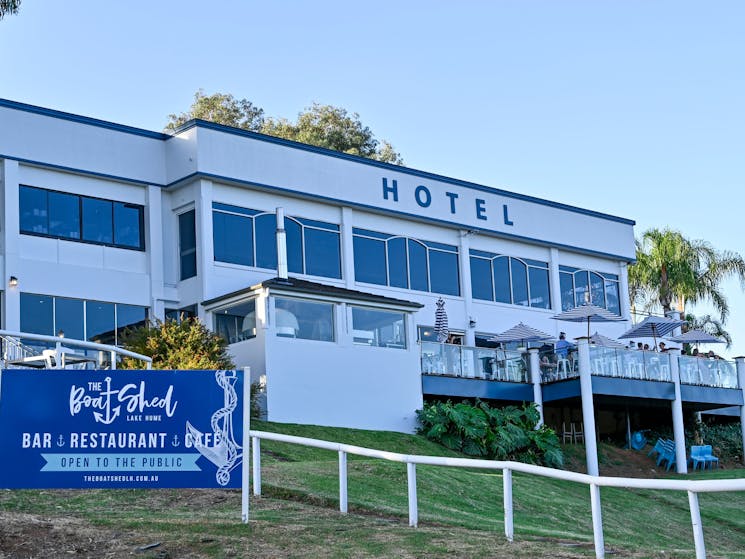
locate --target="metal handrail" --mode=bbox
[249,429,744,559]
[0,330,152,368]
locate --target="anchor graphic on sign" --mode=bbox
[57,434,65,447]
[172,434,180,447]
[185,370,242,486]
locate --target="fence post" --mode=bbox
[503,468,514,542]
[590,483,605,559]
[252,436,262,496]
[687,491,706,559]
[339,450,348,513]
[407,462,418,527]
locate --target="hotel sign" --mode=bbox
[0,369,247,489]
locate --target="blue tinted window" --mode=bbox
[574,271,589,306]
[590,272,605,307]
[560,272,575,310]
[179,210,197,280]
[255,213,277,270]
[213,211,253,266]
[353,236,386,285]
[605,280,620,315]
[305,228,341,279]
[529,267,551,309]
[82,198,113,244]
[19,186,48,234]
[493,257,511,304]
[470,256,493,300]
[86,301,115,344]
[116,304,148,343]
[49,192,80,239]
[285,218,303,274]
[20,293,54,335]
[113,202,142,248]
[387,237,408,289]
[408,239,429,292]
[429,250,460,295]
[55,297,85,340]
[511,259,529,306]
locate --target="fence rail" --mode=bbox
[249,429,745,559]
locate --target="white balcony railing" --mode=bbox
[420,341,528,383]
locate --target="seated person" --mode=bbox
[555,332,574,359]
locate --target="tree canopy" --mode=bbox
[0,0,20,20]
[628,227,745,324]
[166,91,403,165]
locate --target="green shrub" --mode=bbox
[416,400,563,468]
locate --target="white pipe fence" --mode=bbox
[0,330,152,369]
[249,429,745,559]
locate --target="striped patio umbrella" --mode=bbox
[589,331,626,349]
[489,322,555,345]
[434,298,449,343]
[552,303,625,340]
[619,315,687,350]
[667,329,724,345]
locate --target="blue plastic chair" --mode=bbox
[701,445,719,470]
[648,438,665,460]
[661,440,677,471]
[689,445,707,470]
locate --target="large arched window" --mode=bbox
[559,266,620,315]
[469,249,551,309]
[212,203,341,279]
[352,228,460,296]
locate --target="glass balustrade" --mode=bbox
[678,355,739,388]
[588,346,672,382]
[420,341,528,383]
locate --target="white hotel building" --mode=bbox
[6,98,739,461]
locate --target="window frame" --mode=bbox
[19,185,145,251]
[469,250,551,309]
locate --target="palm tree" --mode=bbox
[684,312,732,348]
[0,0,21,20]
[628,228,745,323]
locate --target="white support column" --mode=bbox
[341,207,355,289]
[459,230,475,347]
[618,261,631,321]
[1,159,21,331]
[338,451,348,513]
[670,353,688,473]
[577,338,600,476]
[528,348,544,426]
[549,248,562,313]
[146,184,166,321]
[195,179,214,322]
[736,357,745,466]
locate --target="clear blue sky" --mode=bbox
[2,1,744,355]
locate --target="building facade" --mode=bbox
[0,99,638,432]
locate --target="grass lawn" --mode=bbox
[1,420,744,558]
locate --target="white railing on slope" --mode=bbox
[0,330,152,369]
[249,429,745,559]
[1,334,40,362]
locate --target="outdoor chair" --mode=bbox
[572,422,584,444]
[689,446,708,471]
[557,358,572,378]
[702,445,719,469]
[648,438,665,460]
[659,439,676,471]
[562,422,573,444]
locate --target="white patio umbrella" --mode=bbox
[619,315,687,350]
[552,302,625,340]
[489,322,555,346]
[434,298,449,343]
[589,331,626,349]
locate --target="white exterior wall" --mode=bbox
[0,100,637,433]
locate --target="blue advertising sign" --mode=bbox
[0,369,247,489]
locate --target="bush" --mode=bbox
[120,317,235,370]
[416,400,563,468]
